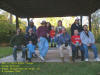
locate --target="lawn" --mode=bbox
[0,47,12,58]
[0,62,100,75]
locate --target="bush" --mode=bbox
[0,21,16,43]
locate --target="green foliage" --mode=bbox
[0,21,16,43]
[91,9,100,43]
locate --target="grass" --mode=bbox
[0,47,12,58]
[0,44,100,75]
[0,62,100,75]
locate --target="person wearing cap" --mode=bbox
[58,28,72,62]
[26,21,36,33]
[80,25,100,61]
[25,28,38,62]
[36,21,49,61]
[71,19,83,58]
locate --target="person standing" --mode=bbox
[26,21,36,33]
[50,26,56,47]
[36,21,49,61]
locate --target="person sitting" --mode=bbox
[80,25,100,61]
[25,28,38,62]
[71,29,84,62]
[58,28,72,62]
[36,20,49,61]
[10,28,26,62]
[50,26,56,47]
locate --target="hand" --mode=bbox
[38,38,40,42]
[14,45,17,48]
[80,43,82,46]
[88,44,91,46]
[47,34,49,37]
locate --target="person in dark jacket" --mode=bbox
[71,19,83,58]
[25,28,38,62]
[10,28,26,62]
[71,19,83,36]
[36,21,49,61]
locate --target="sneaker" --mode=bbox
[95,58,100,61]
[85,58,88,61]
[39,55,45,61]
[32,54,38,58]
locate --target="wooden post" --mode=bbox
[27,18,30,26]
[16,16,19,29]
[80,16,82,26]
[89,14,91,31]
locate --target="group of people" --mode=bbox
[10,19,100,62]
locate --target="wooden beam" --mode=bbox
[27,18,30,26]
[89,14,91,31]
[80,16,83,26]
[16,16,19,29]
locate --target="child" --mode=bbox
[71,29,84,62]
[50,26,56,47]
[27,41,37,62]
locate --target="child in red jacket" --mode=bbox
[71,29,84,62]
[50,26,56,47]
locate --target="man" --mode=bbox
[71,19,83,58]
[80,25,100,61]
[36,21,49,61]
[26,21,36,33]
[10,29,26,62]
[58,28,72,62]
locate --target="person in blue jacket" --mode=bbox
[80,25,100,61]
[26,21,36,33]
[58,28,72,62]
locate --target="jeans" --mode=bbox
[51,37,56,44]
[82,44,98,59]
[72,44,84,60]
[27,44,36,59]
[13,46,26,61]
[38,37,49,57]
[59,44,72,57]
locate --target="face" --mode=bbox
[51,27,54,30]
[75,20,79,24]
[47,22,50,27]
[30,22,34,26]
[74,30,79,35]
[58,21,62,26]
[83,25,88,31]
